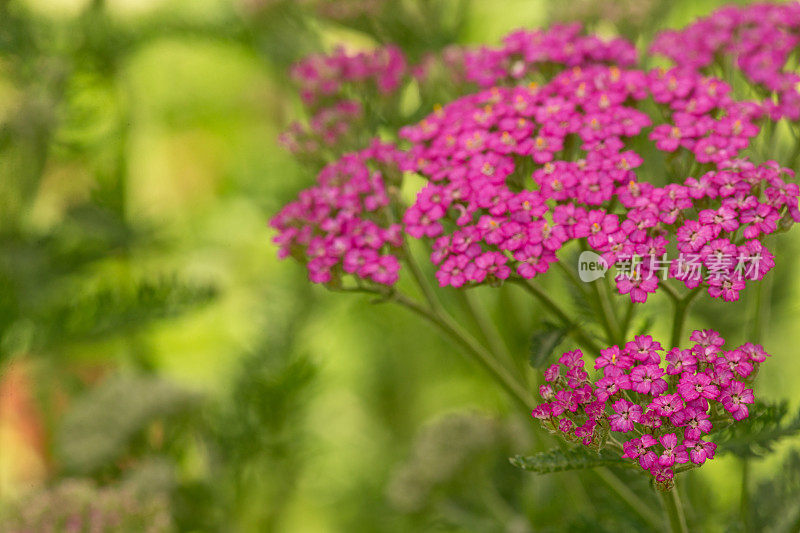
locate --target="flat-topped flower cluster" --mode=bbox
[652,2,800,121]
[402,66,799,301]
[273,60,800,300]
[270,140,408,285]
[282,24,637,157]
[446,23,636,88]
[281,45,407,156]
[532,330,770,486]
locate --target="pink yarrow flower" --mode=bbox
[532,330,771,483]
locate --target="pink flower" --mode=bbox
[625,335,663,364]
[543,364,560,382]
[685,438,717,465]
[679,407,713,440]
[558,349,585,369]
[622,435,658,470]
[630,364,668,396]
[717,350,753,378]
[609,399,642,433]
[271,144,406,286]
[616,273,659,303]
[719,381,755,421]
[658,433,688,467]
[665,348,697,375]
[648,393,684,423]
[595,345,632,370]
[533,331,770,481]
[436,254,470,287]
[677,372,720,402]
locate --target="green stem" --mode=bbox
[333,284,534,408]
[740,457,750,531]
[785,138,800,170]
[406,246,531,400]
[749,271,772,343]
[659,487,689,533]
[331,282,662,533]
[620,299,635,340]
[594,468,662,530]
[459,290,518,374]
[394,291,536,409]
[556,261,617,344]
[739,271,772,527]
[603,276,624,341]
[595,276,622,344]
[670,288,701,347]
[402,240,443,314]
[512,278,602,355]
[659,280,681,303]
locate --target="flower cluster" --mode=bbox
[291,45,408,107]
[532,330,770,487]
[282,46,408,157]
[457,23,637,88]
[652,2,800,120]
[270,141,408,285]
[402,65,798,301]
[550,0,663,32]
[279,100,363,157]
[282,25,637,158]
[665,160,798,301]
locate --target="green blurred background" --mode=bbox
[1,0,799,531]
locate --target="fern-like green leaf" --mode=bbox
[42,276,217,344]
[510,447,627,474]
[712,401,800,458]
[528,322,569,368]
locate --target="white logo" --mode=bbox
[577,251,608,282]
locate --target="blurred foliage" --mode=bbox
[0,0,799,532]
[56,374,202,475]
[749,449,800,532]
[712,401,800,459]
[0,478,172,532]
[190,302,316,532]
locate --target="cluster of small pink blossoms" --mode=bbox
[278,100,363,157]
[532,330,771,487]
[290,45,407,106]
[270,140,409,285]
[665,159,798,301]
[402,65,798,301]
[652,2,800,120]
[455,23,637,88]
[281,46,407,155]
[282,24,637,157]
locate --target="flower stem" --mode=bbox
[596,276,622,344]
[739,272,772,528]
[740,457,751,530]
[332,283,534,407]
[669,288,701,347]
[401,240,443,314]
[512,278,602,355]
[594,468,661,530]
[659,487,689,533]
[391,290,536,409]
[555,260,619,344]
[620,299,635,340]
[459,290,523,379]
[748,269,772,343]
